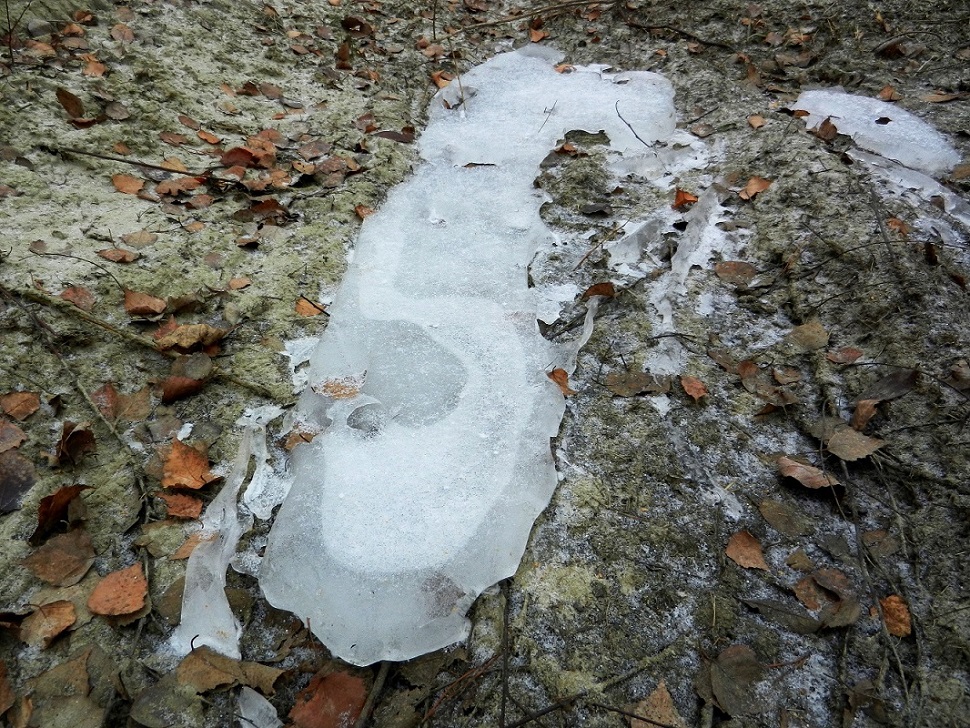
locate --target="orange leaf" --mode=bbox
[355,204,375,219]
[581,281,615,300]
[112,174,144,195]
[98,248,138,263]
[547,368,576,396]
[880,595,911,637]
[158,491,203,519]
[430,70,453,88]
[21,600,76,648]
[60,285,96,311]
[826,346,863,364]
[161,438,220,490]
[737,176,772,200]
[290,671,366,728]
[296,297,327,316]
[680,375,708,401]
[124,289,166,316]
[87,563,147,616]
[726,530,769,570]
[673,188,699,210]
[747,114,766,129]
[529,28,549,42]
[877,85,901,101]
[198,129,222,145]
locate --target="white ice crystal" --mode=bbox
[795,88,960,176]
[258,47,679,666]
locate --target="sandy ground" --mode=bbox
[2,0,969,726]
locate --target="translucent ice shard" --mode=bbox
[259,47,677,666]
[795,88,959,176]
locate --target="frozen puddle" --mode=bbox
[259,47,677,665]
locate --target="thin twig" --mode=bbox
[354,661,390,728]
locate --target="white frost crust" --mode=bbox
[259,48,679,666]
[795,89,960,176]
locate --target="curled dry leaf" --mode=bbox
[777,455,839,489]
[87,562,147,616]
[30,484,91,545]
[673,188,699,210]
[811,117,838,141]
[55,421,96,465]
[161,439,221,490]
[726,530,769,570]
[850,399,879,430]
[737,176,772,200]
[547,368,577,396]
[0,420,27,453]
[155,324,228,351]
[97,248,139,263]
[880,594,911,637]
[581,281,616,300]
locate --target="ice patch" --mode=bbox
[795,89,959,176]
[259,47,679,666]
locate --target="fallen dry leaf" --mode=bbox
[605,371,670,397]
[97,248,139,263]
[856,369,918,404]
[673,188,699,210]
[111,174,144,195]
[529,28,549,42]
[631,680,687,728]
[176,646,284,695]
[157,491,203,520]
[60,286,96,311]
[714,261,759,288]
[0,661,13,717]
[747,114,766,128]
[0,420,26,453]
[811,117,839,141]
[737,176,772,200]
[1,391,40,421]
[0,450,38,514]
[54,421,96,466]
[124,289,167,317]
[55,87,85,118]
[547,368,577,396]
[703,644,765,717]
[826,347,863,364]
[290,670,367,728]
[726,530,769,570]
[777,456,839,489]
[21,600,76,648]
[827,427,884,461]
[880,594,911,637]
[88,563,147,616]
[877,85,901,101]
[159,376,205,404]
[155,324,228,351]
[850,399,879,430]
[680,375,708,402]
[30,484,91,545]
[786,320,829,351]
[161,439,221,490]
[23,529,95,586]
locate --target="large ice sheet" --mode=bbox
[795,89,959,176]
[259,47,677,666]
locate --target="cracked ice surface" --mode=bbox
[259,47,677,665]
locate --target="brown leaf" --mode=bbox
[921,91,963,103]
[159,376,204,404]
[877,85,901,101]
[155,324,227,351]
[786,320,829,351]
[221,146,257,168]
[157,492,203,520]
[776,456,838,489]
[857,369,918,404]
[743,598,820,634]
[850,399,879,430]
[605,371,670,397]
[110,23,134,42]
[827,427,884,461]
[631,680,687,728]
[56,87,85,118]
[811,117,838,141]
[792,575,825,611]
[97,247,139,263]
[60,286,96,311]
[176,647,284,695]
[161,439,220,490]
[714,261,759,287]
[55,421,96,466]
[111,173,144,195]
[0,450,37,514]
[737,176,772,200]
[529,28,549,42]
[0,419,27,453]
[726,530,769,570]
[708,645,764,716]
[826,347,863,364]
[30,484,91,545]
[124,289,167,317]
[312,375,365,400]
[680,375,708,402]
[87,563,147,616]
[121,230,159,248]
[354,204,375,219]
[157,176,203,196]
[581,281,616,300]
[1,391,40,420]
[758,499,810,537]
[198,129,221,145]
[673,187,699,210]
[0,661,13,717]
[880,595,911,637]
[547,368,576,396]
[290,670,367,728]
[23,529,96,586]
[21,600,76,648]
[747,114,766,129]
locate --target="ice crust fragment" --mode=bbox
[795,89,960,176]
[259,47,677,666]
